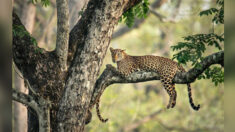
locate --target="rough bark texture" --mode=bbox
[68,0,89,30]
[13,0,142,131]
[13,12,66,131]
[57,0,142,131]
[56,0,70,71]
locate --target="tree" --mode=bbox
[12,0,224,132]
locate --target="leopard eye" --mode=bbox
[118,52,122,58]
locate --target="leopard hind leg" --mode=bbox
[161,77,177,109]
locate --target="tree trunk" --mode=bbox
[57,0,141,131]
[13,0,141,131]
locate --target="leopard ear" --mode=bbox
[110,47,114,52]
[121,49,126,52]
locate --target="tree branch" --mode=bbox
[122,109,163,132]
[56,0,69,71]
[90,51,224,108]
[12,89,51,132]
[13,11,65,102]
[13,88,37,110]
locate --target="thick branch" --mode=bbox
[174,51,224,83]
[90,51,224,108]
[12,89,51,132]
[56,0,69,71]
[13,11,65,102]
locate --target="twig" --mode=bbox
[13,61,38,96]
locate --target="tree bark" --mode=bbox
[57,0,142,131]
[56,0,69,71]
[13,11,65,131]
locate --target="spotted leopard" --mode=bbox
[109,47,200,110]
[92,47,200,124]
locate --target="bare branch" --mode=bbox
[90,51,224,108]
[149,7,166,21]
[156,119,211,132]
[56,0,69,71]
[122,109,163,132]
[13,88,37,109]
[12,89,51,132]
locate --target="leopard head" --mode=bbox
[110,47,126,63]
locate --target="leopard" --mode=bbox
[92,47,200,124]
[109,47,200,110]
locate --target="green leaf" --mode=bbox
[119,0,149,27]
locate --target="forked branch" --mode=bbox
[12,89,51,132]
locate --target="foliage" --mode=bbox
[119,0,149,27]
[198,67,224,86]
[13,25,43,53]
[199,0,224,24]
[171,0,224,86]
[32,0,50,7]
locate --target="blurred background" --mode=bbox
[12,0,224,132]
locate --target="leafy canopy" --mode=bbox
[171,0,224,86]
[119,0,150,27]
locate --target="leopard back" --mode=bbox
[110,47,200,110]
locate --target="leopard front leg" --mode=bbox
[160,77,177,109]
[117,66,132,78]
[118,70,131,78]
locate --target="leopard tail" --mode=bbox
[96,100,108,123]
[187,83,200,111]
